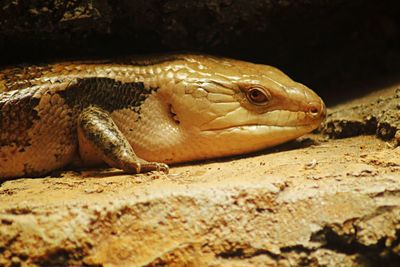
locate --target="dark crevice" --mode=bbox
[33,245,100,267]
[216,222,400,265]
[217,248,245,259]
[217,247,280,260]
[311,225,400,266]
[280,245,313,254]
[323,116,377,139]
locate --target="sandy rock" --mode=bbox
[1,133,399,266]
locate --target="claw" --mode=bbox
[134,162,141,173]
[156,163,169,174]
[135,161,169,174]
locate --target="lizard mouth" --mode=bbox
[201,123,317,133]
[200,108,324,133]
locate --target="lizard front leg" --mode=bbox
[77,106,169,174]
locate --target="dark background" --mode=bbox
[1,0,400,104]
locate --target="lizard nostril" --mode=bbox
[307,104,320,117]
[309,107,319,115]
[307,101,326,119]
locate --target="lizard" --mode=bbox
[0,53,326,178]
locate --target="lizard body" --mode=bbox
[0,54,326,178]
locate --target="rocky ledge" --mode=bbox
[1,132,400,266]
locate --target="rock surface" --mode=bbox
[1,133,400,265]
[323,83,400,145]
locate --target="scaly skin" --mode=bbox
[0,54,326,178]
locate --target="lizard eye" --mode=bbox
[247,88,270,105]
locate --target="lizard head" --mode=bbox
[156,54,326,161]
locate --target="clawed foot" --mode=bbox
[140,162,169,174]
[122,161,169,174]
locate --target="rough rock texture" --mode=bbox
[1,129,400,265]
[322,84,400,145]
[1,0,400,97]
